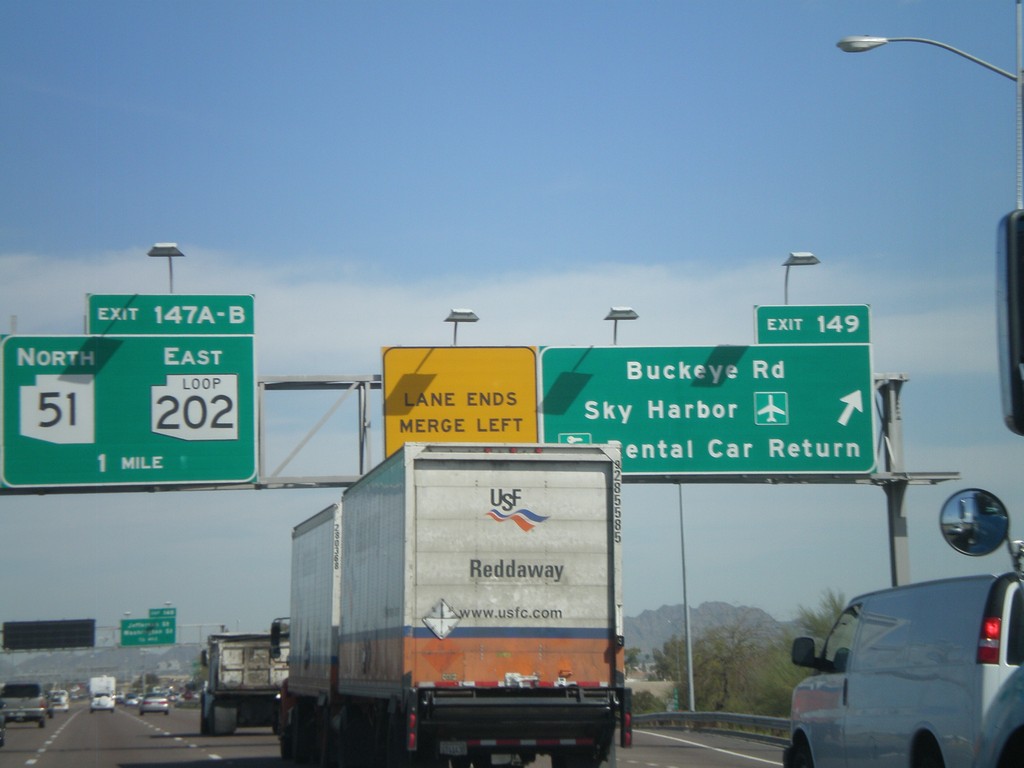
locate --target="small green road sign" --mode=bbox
[557,432,592,444]
[121,618,175,647]
[86,294,255,335]
[755,304,870,344]
[540,344,875,476]
[149,607,176,618]
[1,335,257,488]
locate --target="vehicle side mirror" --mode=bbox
[940,488,1009,556]
[791,636,818,668]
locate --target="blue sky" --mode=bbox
[2,1,1022,641]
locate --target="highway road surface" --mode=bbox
[0,701,785,768]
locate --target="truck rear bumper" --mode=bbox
[419,688,627,756]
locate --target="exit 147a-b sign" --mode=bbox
[540,344,875,476]
[1,334,257,488]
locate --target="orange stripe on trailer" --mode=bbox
[339,634,622,687]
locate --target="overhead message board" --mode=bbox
[382,346,538,456]
[540,344,875,476]
[1,334,257,488]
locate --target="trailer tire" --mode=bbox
[200,694,210,735]
[554,751,616,768]
[386,710,412,768]
[317,707,336,768]
[212,704,238,736]
[293,709,313,765]
[280,718,293,760]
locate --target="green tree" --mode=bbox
[631,690,662,714]
[795,588,846,645]
[651,634,686,683]
[691,609,777,712]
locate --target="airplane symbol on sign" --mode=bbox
[754,392,789,425]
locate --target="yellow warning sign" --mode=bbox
[382,346,539,456]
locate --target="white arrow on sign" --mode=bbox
[838,390,864,426]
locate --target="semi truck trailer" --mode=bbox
[275,442,631,768]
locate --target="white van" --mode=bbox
[785,572,1024,768]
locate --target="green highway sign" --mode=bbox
[755,305,870,344]
[121,617,175,646]
[86,294,255,335]
[1,335,257,488]
[149,607,176,618]
[540,344,875,476]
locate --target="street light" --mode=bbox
[147,243,185,293]
[782,252,819,305]
[836,33,1022,209]
[444,309,478,346]
[604,307,638,345]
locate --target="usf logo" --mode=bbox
[486,488,549,533]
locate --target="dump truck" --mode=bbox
[274,442,631,767]
[200,632,289,735]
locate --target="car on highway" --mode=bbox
[89,692,115,713]
[123,692,140,706]
[138,693,170,716]
[47,690,69,714]
[0,701,6,747]
[0,682,47,727]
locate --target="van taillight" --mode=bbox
[979,616,1003,663]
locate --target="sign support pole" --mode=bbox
[876,375,911,586]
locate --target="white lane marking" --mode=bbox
[634,728,783,766]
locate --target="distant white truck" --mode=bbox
[89,675,116,696]
[200,632,289,735]
[88,675,116,714]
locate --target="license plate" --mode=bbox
[440,742,468,756]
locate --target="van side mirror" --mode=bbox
[791,636,818,668]
[940,488,1009,556]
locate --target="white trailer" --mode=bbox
[276,443,631,768]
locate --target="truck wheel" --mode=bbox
[386,711,412,768]
[789,741,814,768]
[292,714,312,765]
[554,754,612,768]
[212,705,238,736]
[279,721,293,760]
[200,693,210,735]
[317,709,336,768]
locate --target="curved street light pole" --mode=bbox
[838,16,1023,210]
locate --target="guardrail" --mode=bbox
[634,711,790,746]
